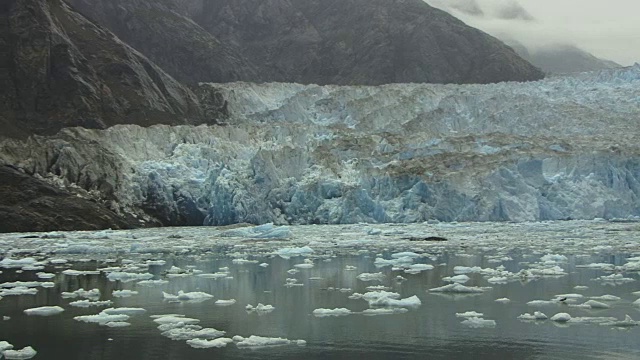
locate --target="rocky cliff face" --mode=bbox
[65,0,544,85]
[2,65,638,231]
[0,0,208,139]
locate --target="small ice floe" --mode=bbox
[286,269,299,275]
[104,322,131,328]
[518,312,548,321]
[595,274,635,285]
[361,308,408,316]
[107,272,154,282]
[453,266,483,275]
[187,338,234,349]
[153,316,200,325]
[162,326,226,341]
[404,264,434,274]
[2,346,37,359]
[146,260,166,266]
[231,259,258,265]
[363,291,421,308]
[259,263,269,268]
[345,265,357,271]
[540,254,568,264]
[162,291,214,302]
[102,308,147,316]
[576,263,615,271]
[1,281,51,289]
[36,272,55,279]
[233,335,306,348]
[442,275,470,284]
[374,257,414,268]
[137,279,169,286]
[589,295,621,301]
[487,277,509,284]
[113,290,139,298]
[69,300,113,308]
[461,317,496,328]
[366,285,391,291]
[601,315,639,327]
[632,291,640,297]
[49,259,68,265]
[633,298,640,307]
[356,273,386,282]
[61,288,100,299]
[275,246,314,259]
[526,300,562,307]
[495,298,511,304]
[348,293,363,300]
[294,259,314,269]
[550,313,572,322]
[428,284,487,293]
[581,300,610,309]
[75,312,130,325]
[284,278,303,287]
[0,257,38,269]
[62,269,100,276]
[366,228,382,235]
[220,223,292,239]
[391,252,421,259]
[0,287,38,296]
[215,299,237,306]
[246,304,275,314]
[312,308,352,317]
[196,272,228,279]
[456,311,484,318]
[574,285,589,290]
[0,341,14,352]
[24,306,65,316]
[554,294,583,300]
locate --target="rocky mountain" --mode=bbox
[66,0,544,85]
[0,0,209,139]
[525,44,621,75]
[2,65,638,231]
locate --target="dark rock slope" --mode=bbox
[67,0,544,85]
[0,0,206,139]
[0,165,136,233]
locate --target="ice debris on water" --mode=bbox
[163,291,214,302]
[74,312,130,325]
[428,283,487,293]
[356,272,386,282]
[456,311,484,318]
[153,316,200,325]
[102,308,147,316]
[442,275,470,283]
[275,246,314,259]
[495,298,511,303]
[0,287,38,296]
[550,313,572,322]
[362,308,409,316]
[61,288,100,299]
[361,291,421,308]
[233,335,306,348]
[187,338,234,349]
[23,306,65,316]
[2,346,37,360]
[246,304,275,314]
[461,317,496,328]
[312,308,352,317]
[113,290,139,298]
[215,299,237,306]
[69,300,113,308]
[220,223,292,239]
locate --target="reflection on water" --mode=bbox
[1,252,639,360]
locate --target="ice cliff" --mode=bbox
[2,65,640,226]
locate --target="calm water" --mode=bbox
[1,250,639,359]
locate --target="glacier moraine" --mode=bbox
[1,220,640,359]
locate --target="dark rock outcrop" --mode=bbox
[66,0,544,86]
[0,0,207,139]
[0,165,135,233]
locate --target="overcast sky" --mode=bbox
[426,0,640,65]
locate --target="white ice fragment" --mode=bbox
[187,338,234,349]
[162,327,226,341]
[428,283,487,293]
[461,317,496,328]
[197,272,229,279]
[233,335,306,347]
[540,254,568,263]
[246,303,275,314]
[215,299,237,306]
[344,265,357,271]
[104,322,131,328]
[112,290,139,298]
[442,275,470,283]
[146,260,166,266]
[495,298,511,303]
[404,264,434,274]
[24,306,64,316]
[573,285,589,290]
[62,269,100,276]
[69,300,113,308]
[106,272,153,282]
[275,246,314,259]
[550,313,572,322]
[456,311,484,318]
[356,272,386,282]
[589,295,621,301]
[74,313,130,325]
[2,346,37,359]
[137,279,169,286]
[61,288,100,299]
[0,258,37,268]
[259,263,269,268]
[36,272,55,279]
[163,291,213,302]
[312,308,352,317]
[0,287,38,296]
[153,316,200,325]
[361,308,408,316]
[601,315,639,327]
[102,308,147,316]
[49,259,68,264]
[582,300,610,309]
[220,223,292,239]
[0,341,13,351]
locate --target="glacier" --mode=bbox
[1,65,640,226]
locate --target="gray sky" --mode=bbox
[426,0,640,65]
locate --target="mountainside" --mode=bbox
[0,0,208,139]
[2,65,639,231]
[525,45,622,74]
[66,0,544,85]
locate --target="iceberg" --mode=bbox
[23,306,65,316]
[187,338,234,349]
[2,346,37,360]
[312,308,353,317]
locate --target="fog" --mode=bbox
[426,0,640,65]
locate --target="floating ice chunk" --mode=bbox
[487,277,509,284]
[233,335,306,347]
[69,300,113,308]
[1,281,48,288]
[582,300,610,309]
[215,299,237,306]
[162,327,226,341]
[356,272,386,282]
[197,272,229,279]
[601,315,639,327]
[49,259,68,264]
[36,272,55,279]
[345,265,357,271]
[632,291,640,297]
[633,299,640,307]
[495,298,511,303]
[75,313,130,325]
[404,264,434,274]
[106,272,153,282]
[366,293,421,308]
[187,338,234,349]
[221,223,292,239]
[461,317,496,328]
[573,285,589,290]
[104,322,131,328]
[102,308,147,316]
[540,254,568,263]
[2,346,37,359]
[284,278,303,287]
[153,316,200,325]
[374,257,414,267]
[391,252,421,259]
[62,288,100,299]
[526,300,559,307]
[163,291,213,302]
[550,313,572,322]
[595,274,635,284]
[456,311,484,318]
[428,283,487,293]
[231,259,258,265]
[24,306,64,316]
[518,313,536,320]
[275,246,314,259]
[453,266,483,274]
[555,294,583,299]
[137,279,169,286]
[294,262,314,269]
[146,260,166,266]
[534,311,548,320]
[0,287,38,296]
[576,263,615,270]
[0,341,13,352]
[62,269,100,276]
[442,275,470,284]
[366,285,391,291]
[0,258,37,268]
[246,303,275,314]
[361,308,408,316]
[113,290,139,298]
[589,295,621,301]
[312,308,352,317]
[259,263,269,268]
